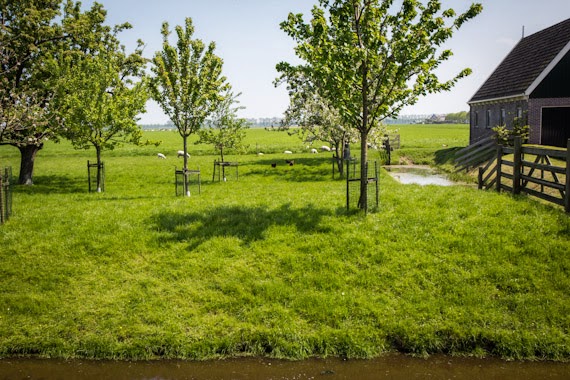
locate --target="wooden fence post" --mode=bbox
[496,144,503,192]
[0,174,4,224]
[564,139,570,212]
[513,136,522,195]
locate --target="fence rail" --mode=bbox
[454,135,497,172]
[478,137,569,212]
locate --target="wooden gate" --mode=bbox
[478,137,570,212]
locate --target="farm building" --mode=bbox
[468,17,570,147]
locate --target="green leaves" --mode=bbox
[149,18,228,140]
[279,0,482,133]
[53,10,148,162]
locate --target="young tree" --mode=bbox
[278,0,482,210]
[54,27,148,192]
[149,17,228,196]
[197,90,249,164]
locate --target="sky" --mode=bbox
[81,0,570,124]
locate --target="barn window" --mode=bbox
[517,107,523,118]
[500,108,505,125]
[474,111,479,127]
[486,109,491,128]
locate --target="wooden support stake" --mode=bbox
[496,145,503,193]
[564,139,570,213]
[513,137,522,195]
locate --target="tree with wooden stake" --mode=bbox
[54,25,148,193]
[197,89,249,167]
[277,0,482,211]
[149,18,228,196]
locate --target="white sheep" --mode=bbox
[177,150,190,158]
[320,145,331,152]
[284,150,293,154]
[310,148,318,154]
[257,152,264,156]
[157,153,166,159]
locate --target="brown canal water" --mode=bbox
[1,355,569,380]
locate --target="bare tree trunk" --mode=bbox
[220,146,226,181]
[335,141,344,176]
[359,129,368,212]
[96,145,103,193]
[17,144,42,185]
[183,135,190,196]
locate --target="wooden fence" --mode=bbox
[454,135,497,172]
[478,137,569,212]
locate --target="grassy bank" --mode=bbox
[0,126,569,361]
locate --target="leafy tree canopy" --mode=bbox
[277,0,482,209]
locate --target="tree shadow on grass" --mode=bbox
[13,175,86,195]
[151,203,333,251]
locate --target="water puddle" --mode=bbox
[1,355,569,380]
[385,165,454,186]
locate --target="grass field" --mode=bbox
[0,125,569,361]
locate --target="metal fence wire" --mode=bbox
[175,168,201,196]
[346,160,379,213]
[0,167,13,224]
[87,160,105,192]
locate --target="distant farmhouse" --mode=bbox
[468,17,570,147]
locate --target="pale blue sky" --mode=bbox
[82,0,570,124]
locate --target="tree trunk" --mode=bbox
[359,129,368,212]
[359,58,369,211]
[96,145,103,193]
[17,144,42,185]
[335,142,344,177]
[183,135,190,197]
[220,147,226,181]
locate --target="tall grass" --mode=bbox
[0,126,569,361]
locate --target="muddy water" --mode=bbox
[385,166,455,186]
[1,355,569,380]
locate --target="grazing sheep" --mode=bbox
[286,159,294,166]
[257,152,264,156]
[157,153,166,159]
[284,150,293,154]
[310,148,318,154]
[320,145,331,152]
[177,150,190,158]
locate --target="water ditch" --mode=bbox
[385,165,455,186]
[1,355,569,380]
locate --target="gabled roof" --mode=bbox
[469,17,570,104]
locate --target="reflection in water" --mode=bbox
[385,166,454,186]
[1,355,570,380]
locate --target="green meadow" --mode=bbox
[0,125,569,361]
